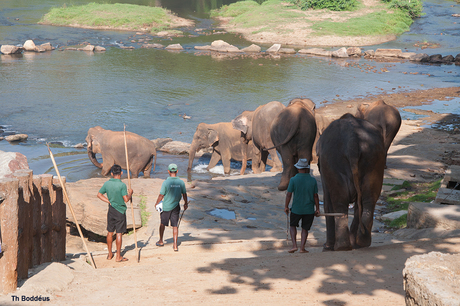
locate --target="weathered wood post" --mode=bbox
[13,169,34,280]
[32,175,42,267]
[51,177,66,262]
[0,178,20,294]
[39,174,54,264]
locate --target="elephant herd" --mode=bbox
[86,98,401,251]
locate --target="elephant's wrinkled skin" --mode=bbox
[311,113,333,164]
[86,126,157,178]
[355,100,401,163]
[187,122,252,174]
[317,114,385,251]
[232,101,285,174]
[269,98,317,191]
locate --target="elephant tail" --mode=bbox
[266,123,299,151]
[153,152,157,172]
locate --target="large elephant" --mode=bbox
[355,99,401,164]
[317,113,385,251]
[86,126,157,178]
[269,98,317,191]
[311,113,333,164]
[231,101,285,174]
[187,122,253,175]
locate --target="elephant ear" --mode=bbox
[232,114,249,134]
[208,129,219,146]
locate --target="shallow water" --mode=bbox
[0,0,459,181]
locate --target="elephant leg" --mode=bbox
[268,148,282,172]
[252,149,263,174]
[349,203,359,248]
[101,155,114,176]
[131,168,140,179]
[277,147,297,191]
[355,195,377,248]
[334,214,352,251]
[240,156,247,175]
[207,151,221,171]
[323,188,335,251]
[222,154,231,174]
[143,158,153,178]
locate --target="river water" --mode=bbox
[0,0,459,181]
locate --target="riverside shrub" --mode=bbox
[382,0,424,18]
[288,0,359,11]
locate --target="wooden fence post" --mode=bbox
[51,177,66,262]
[32,175,42,267]
[39,174,53,264]
[0,178,20,294]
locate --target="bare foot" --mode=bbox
[299,249,309,253]
[288,248,298,253]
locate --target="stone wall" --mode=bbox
[0,170,66,295]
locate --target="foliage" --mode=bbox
[385,179,441,211]
[138,194,150,227]
[391,180,411,190]
[386,213,408,228]
[40,2,174,32]
[381,0,424,18]
[287,0,359,11]
[211,0,260,17]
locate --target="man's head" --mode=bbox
[110,164,122,177]
[294,158,310,173]
[168,163,178,175]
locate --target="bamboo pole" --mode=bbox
[46,144,96,269]
[317,213,346,217]
[124,124,139,263]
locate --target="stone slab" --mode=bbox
[435,165,460,205]
[407,202,460,230]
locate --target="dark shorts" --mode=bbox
[107,205,127,234]
[160,204,180,227]
[290,212,315,231]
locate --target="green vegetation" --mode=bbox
[288,0,359,11]
[388,213,408,228]
[40,2,178,33]
[382,0,424,18]
[138,194,150,227]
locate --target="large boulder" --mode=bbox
[66,178,142,237]
[40,42,55,51]
[410,53,430,62]
[298,48,332,57]
[165,43,183,50]
[266,44,281,53]
[209,40,241,53]
[77,45,95,51]
[158,141,191,155]
[429,54,443,63]
[241,44,261,53]
[23,40,37,51]
[0,150,29,178]
[5,134,28,142]
[374,48,402,58]
[332,47,348,58]
[1,45,23,55]
[347,47,362,57]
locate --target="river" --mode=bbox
[0,0,459,181]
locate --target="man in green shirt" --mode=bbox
[97,164,133,262]
[284,158,320,253]
[155,163,188,252]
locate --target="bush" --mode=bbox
[288,0,359,11]
[382,0,424,18]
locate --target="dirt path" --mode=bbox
[2,87,460,305]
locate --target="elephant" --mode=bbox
[317,113,385,251]
[187,122,253,175]
[86,126,157,178]
[311,113,333,164]
[355,99,401,164]
[269,98,317,191]
[231,101,285,174]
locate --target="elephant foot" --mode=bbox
[334,242,353,251]
[270,167,282,173]
[322,244,334,252]
[277,184,288,191]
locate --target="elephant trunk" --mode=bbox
[87,147,102,168]
[187,141,199,171]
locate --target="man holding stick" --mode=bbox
[155,163,188,252]
[284,158,320,253]
[97,164,133,262]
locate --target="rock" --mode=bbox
[278,48,296,54]
[364,50,375,57]
[266,44,281,53]
[429,54,443,63]
[165,44,183,50]
[298,48,332,57]
[398,52,417,59]
[74,143,85,149]
[331,47,348,58]
[0,150,29,179]
[194,45,211,50]
[66,178,142,237]
[241,44,261,53]
[158,141,191,155]
[5,134,28,142]
[455,54,460,63]
[1,45,22,55]
[404,252,460,306]
[0,137,3,141]
[209,40,241,53]
[442,54,454,63]
[40,42,54,51]
[374,48,402,58]
[452,13,460,17]
[94,46,106,52]
[141,43,164,49]
[379,210,407,221]
[151,138,173,149]
[156,31,171,37]
[347,47,362,57]
[407,202,460,230]
[65,47,77,51]
[19,262,74,295]
[78,45,95,51]
[35,45,46,52]
[211,40,230,48]
[410,53,430,62]
[23,40,37,51]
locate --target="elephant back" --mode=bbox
[253,101,285,149]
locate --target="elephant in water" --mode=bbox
[317,113,385,251]
[231,101,285,174]
[86,126,157,178]
[355,99,401,164]
[269,98,317,191]
[187,122,253,175]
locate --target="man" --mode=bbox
[155,163,188,252]
[284,158,320,253]
[97,164,133,262]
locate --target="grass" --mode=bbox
[138,194,150,227]
[39,2,177,33]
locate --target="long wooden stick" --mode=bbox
[317,213,346,217]
[47,144,96,269]
[124,124,139,263]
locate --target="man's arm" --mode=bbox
[155,194,164,208]
[314,193,320,216]
[123,189,133,203]
[182,193,188,210]
[284,192,292,215]
[97,192,111,205]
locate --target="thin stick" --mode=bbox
[317,213,346,217]
[47,144,96,269]
[177,202,189,229]
[124,124,139,263]
[286,213,289,241]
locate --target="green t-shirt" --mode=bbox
[99,178,128,214]
[160,177,186,212]
[287,173,318,215]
